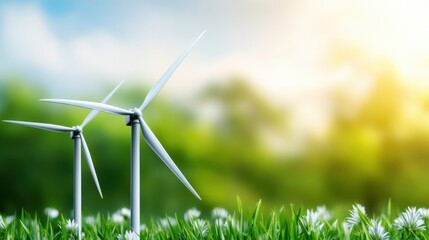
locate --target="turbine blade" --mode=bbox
[81,80,125,128]
[139,31,205,111]
[3,120,74,133]
[40,99,133,115]
[138,116,201,200]
[80,133,103,199]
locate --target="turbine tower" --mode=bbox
[41,31,205,233]
[3,80,124,239]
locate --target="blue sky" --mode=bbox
[0,1,262,96]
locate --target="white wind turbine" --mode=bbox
[41,31,205,233]
[3,80,124,239]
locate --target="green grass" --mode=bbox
[1,199,429,239]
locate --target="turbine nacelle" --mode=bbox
[125,108,143,126]
[71,125,83,139]
[132,108,143,117]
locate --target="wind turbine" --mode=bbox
[3,80,124,239]
[41,31,205,233]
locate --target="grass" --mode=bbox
[1,199,429,239]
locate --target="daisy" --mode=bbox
[159,216,177,230]
[418,208,429,219]
[65,219,78,231]
[225,216,240,231]
[118,208,131,218]
[0,216,5,229]
[394,207,425,231]
[140,223,147,233]
[299,209,324,234]
[117,230,139,240]
[184,208,201,222]
[346,204,367,228]
[193,219,209,237]
[5,215,14,225]
[342,222,352,239]
[314,206,332,221]
[44,207,59,219]
[111,213,125,224]
[215,218,225,228]
[212,207,229,219]
[368,219,389,240]
[332,219,338,229]
[85,216,95,225]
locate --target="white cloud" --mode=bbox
[1,5,64,72]
[69,31,142,78]
[0,4,210,97]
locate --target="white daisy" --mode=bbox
[225,216,239,231]
[332,219,338,229]
[85,216,96,225]
[44,207,59,219]
[111,213,125,224]
[5,215,14,225]
[300,209,324,234]
[215,218,225,227]
[184,208,201,222]
[418,208,429,219]
[314,206,332,221]
[117,230,139,240]
[346,204,366,228]
[159,216,177,230]
[118,208,131,218]
[212,207,229,219]
[0,216,5,229]
[342,221,352,239]
[368,219,389,240]
[140,223,147,233]
[394,207,425,231]
[193,219,209,237]
[65,219,78,231]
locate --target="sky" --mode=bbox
[1,0,429,134]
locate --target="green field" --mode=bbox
[1,199,429,239]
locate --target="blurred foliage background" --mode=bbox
[2,0,429,220]
[1,67,429,219]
